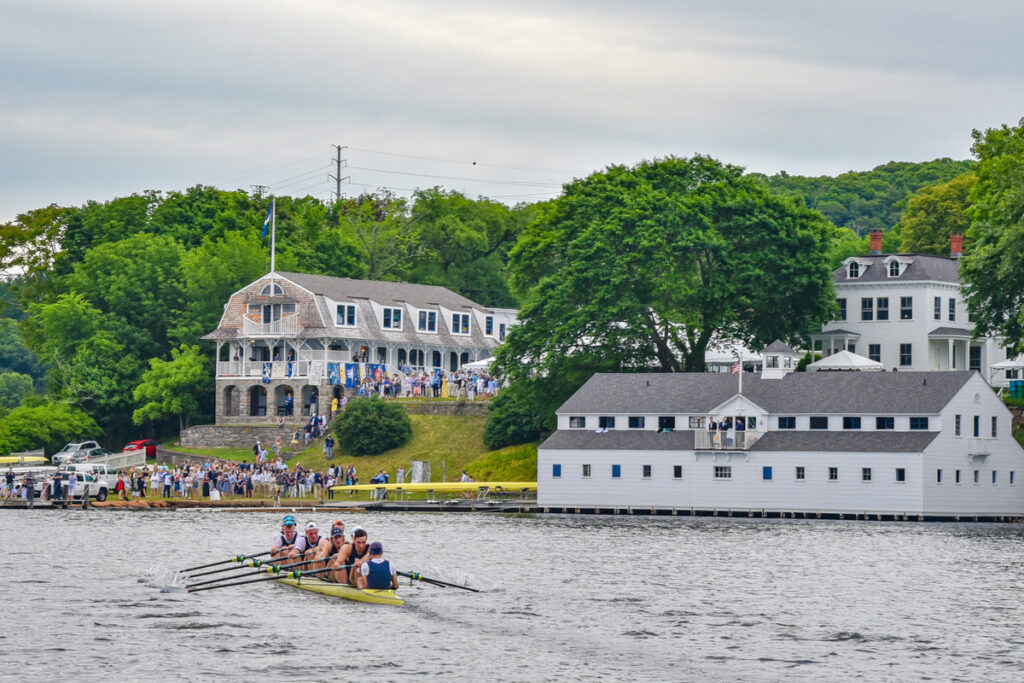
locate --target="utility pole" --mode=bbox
[251,184,269,199]
[329,145,350,202]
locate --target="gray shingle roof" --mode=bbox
[835,255,961,284]
[749,431,938,453]
[928,327,974,338]
[763,340,797,353]
[557,371,973,415]
[539,430,695,450]
[278,271,481,310]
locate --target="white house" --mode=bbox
[810,231,1012,386]
[537,343,1024,519]
[202,271,517,420]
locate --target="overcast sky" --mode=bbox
[2,0,1023,221]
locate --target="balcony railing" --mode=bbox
[217,360,312,379]
[242,317,299,336]
[694,430,759,451]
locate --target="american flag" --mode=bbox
[731,361,740,374]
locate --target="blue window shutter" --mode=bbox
[763,466,773,480]
[552,464,561,478]
[612,464,621,478]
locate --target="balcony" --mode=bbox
[217,360,312,379]
[694,430,759,451]
[242,316,299,336]
[967,438,992,457]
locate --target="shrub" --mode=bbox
[331,396,412,456]
[483,383,544,450]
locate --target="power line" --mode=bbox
[346,165,563,188]
[346,145,590,176]
[207,148,327,185]
[268,165,332,190]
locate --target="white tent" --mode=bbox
[462,357,494,371]
[808,349,884,372]
[990,356,1024,370]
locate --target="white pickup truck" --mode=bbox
[53,470,111,502]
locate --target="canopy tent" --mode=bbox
[991,356,1024,370]
[462,357,494,371]
[808,349,884,372]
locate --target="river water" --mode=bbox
[2,509,1022,682]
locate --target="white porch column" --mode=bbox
[948,339,954,369]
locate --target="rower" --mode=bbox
[271,515,301,559]
[356,541,399,590]
[300,520,329,565]
[317,522,346,580]
[330,526,370,585]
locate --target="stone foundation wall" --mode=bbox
[399,401,490,417]
[180,423,303,449]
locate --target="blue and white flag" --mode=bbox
[261,204,272,238]
[344,363,361,388]
[262,362,272,384]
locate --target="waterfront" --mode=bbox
[2,510,1022,682]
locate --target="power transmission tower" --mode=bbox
[329,145,350,202]
[251,184,269,199]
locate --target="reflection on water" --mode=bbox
[3,510,1023,681]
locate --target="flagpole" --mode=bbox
[270,196,276,275]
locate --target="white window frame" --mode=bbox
[452,313,471,335]
[336,304,357,327]
[713,465,732,480]
[382,307,403,330]
[418,310,437,333]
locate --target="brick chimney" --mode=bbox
[869,229,883,255]
[950,233,963,259]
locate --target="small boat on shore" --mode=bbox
[275,576,404,606]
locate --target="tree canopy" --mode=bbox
[133,344,208,433]
[495,156,836,382]
[961,118,1024,355]
[897,173,976,255]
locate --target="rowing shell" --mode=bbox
[276,576,404,606]
[330,481,537,493]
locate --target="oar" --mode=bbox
[179,551,273,574]
[399,571,479,592]
[186,554,287,579]
[188,566,338,593]
[186,559,345,589]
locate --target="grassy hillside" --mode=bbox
[167,413,538,484]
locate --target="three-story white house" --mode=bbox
[810,231,1011,385]
[537,343,1024,519]
[202,271,517,421]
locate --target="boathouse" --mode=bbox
[537,344,1024,519]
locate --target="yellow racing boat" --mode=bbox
[276,576,404,606]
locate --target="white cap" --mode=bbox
[305,521,318,531]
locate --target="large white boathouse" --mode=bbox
[537,344,1024,519]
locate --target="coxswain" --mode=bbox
[330,526,370,584]
[356,541,399,590]
[271,515,301,559]
[299,521,329,565]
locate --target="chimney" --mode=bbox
[869,229,883,255]
[950,233,963,259]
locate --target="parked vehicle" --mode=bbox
[76,447,112,463]
[123,439,158,458]
[51,441,101,466]
[61,463,116,481]
[58,471,110,501]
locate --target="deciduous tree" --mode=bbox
[133,344,208,433]
[898,173,976,255]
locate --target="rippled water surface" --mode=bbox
[2,509,1023,681]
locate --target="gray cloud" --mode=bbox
[1,0,1022,221]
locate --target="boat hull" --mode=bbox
[276,577,404,605]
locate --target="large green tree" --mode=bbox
[133,344,208,433]
[496,156,836,379]
[0,371,34,410]
[961,118,1024,355]
[0,401,101,456]
[898,173,976,255]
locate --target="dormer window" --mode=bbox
[888,260,900,277]
[452,313,471,335]
[260,283,284,296]
[848,262,860,278]
[383,307,402,330]
[336,304,357,327]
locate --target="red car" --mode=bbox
[123,439,158,457]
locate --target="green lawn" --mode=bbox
[163,414,538,503]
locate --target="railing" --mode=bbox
[695,430,758,450]
[217,360,312,379]
[242,317,299,335]
[91,451,147,470]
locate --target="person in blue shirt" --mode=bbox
[357,542,398,590]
